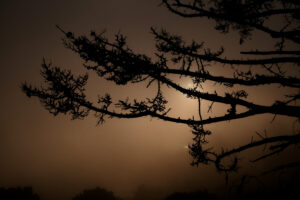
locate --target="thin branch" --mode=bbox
[162,0,300,43]
[240,50,300,55]
[262,161,300,175]
[152,28,300,64]
[215,134,300,170]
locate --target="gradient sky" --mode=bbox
[0,1,299,200]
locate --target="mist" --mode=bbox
[1,0,299,200]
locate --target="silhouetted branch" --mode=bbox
[262,161,300,175]
[214,134,300,171]
[161,68,300,88]
[152,28,300,65]
[23,0,300,173]
[162,0,300,43]
[240,50,300,55]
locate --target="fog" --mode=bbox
[0,0,299,200]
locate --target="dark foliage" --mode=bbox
[23,0,300,173]
[72,187,117,200]
[165,190,217,200]
[228,171,300,200]
[0,186,40,200]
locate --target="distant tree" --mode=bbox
[228,170,300,199]
[165,190,217,200]
[72,187,117,200]
[132,185,166,200]
[22,0,300,173]
[0,186,40,200]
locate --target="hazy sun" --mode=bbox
[186,82,194,88]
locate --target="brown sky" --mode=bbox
[0,1,299,200]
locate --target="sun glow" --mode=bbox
[186,82,194,88]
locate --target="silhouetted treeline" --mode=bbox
[0,186,40,200]
[72,187,119,200]
[1,179,299,200]
[164,190,217,200]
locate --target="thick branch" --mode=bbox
[189,53,300,65]
[153,75,300,118]
[240,50,300,55]
[161,68,300,88]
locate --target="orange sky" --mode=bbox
[0,1,299,200]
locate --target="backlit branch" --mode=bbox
[162,0,300,43]
[22,0,300,173]
[151,28,300,65]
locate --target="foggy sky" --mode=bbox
[0,1,298,200]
